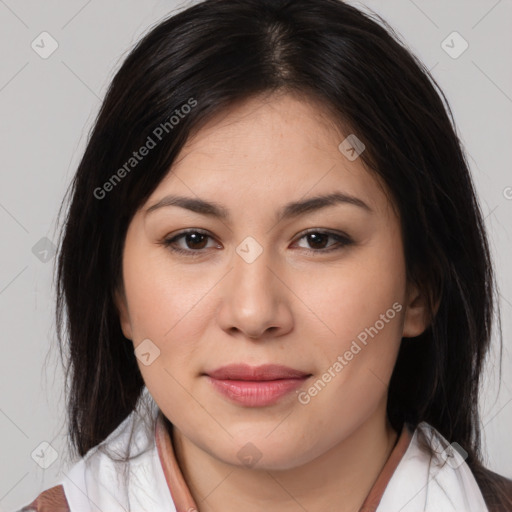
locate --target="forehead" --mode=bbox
[146,92,394,220]
[181,91,346,157]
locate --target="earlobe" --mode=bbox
[402,281,432,338]
[114,288,133,340]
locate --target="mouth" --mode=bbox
[204,364,312,407]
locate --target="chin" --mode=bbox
[216,436,316,472]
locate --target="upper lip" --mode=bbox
[206,364,311,381]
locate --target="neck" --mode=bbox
[170,408,399,512]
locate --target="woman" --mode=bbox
[19,0,512,510]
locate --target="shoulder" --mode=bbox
[475,467,512,512]
[402,422,512,511]
[417,422,512,511]
[17,485,70,512]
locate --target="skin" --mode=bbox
[116,91,429,512]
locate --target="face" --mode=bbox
[116,91,427,470]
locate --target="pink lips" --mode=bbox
[205,364,311,407]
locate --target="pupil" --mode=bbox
[309,233,327,249]
[187,233,207,249]
[184,232,329,251]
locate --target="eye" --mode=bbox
[160,229,353,257]
[293,229,353,254]
[161,229,219,257]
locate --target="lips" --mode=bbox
[205,364,311,407]
[206,363,310,381]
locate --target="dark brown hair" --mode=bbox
[54,0,511,506]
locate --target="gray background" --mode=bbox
[0,0,511,509]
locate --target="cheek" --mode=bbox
[122,247,214,395]
[123,249,205,340]
[305,244,405,347]
[298,236,406,396]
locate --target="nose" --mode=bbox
[215,247,294,341]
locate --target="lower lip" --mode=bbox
[207,376,309,407]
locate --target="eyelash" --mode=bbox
[160,229,353,257]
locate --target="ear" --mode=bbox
[114,287,133,340]
[402,280,433,338]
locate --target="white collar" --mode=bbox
[59,406,488,512]
[377,422,488,511]
[61,402,175,511]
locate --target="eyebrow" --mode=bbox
[145,192,372,223]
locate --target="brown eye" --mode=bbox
[162,229,218,256]
[161,229,353,257]
[294,230,353,253]
[177,231,209,250]
[304,232,330,250]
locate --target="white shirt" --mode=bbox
[52,399,488,512]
